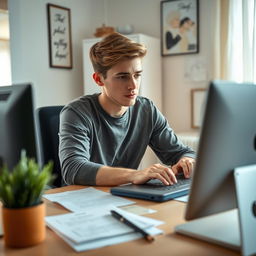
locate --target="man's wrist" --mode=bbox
[96,166,136,186]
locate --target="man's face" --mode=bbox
[100,57,142,108]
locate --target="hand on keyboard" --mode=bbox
[132,163,177,186]
[171,157,195,178]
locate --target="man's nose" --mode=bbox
[128,77,137,89]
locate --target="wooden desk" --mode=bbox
[0,185,239,256]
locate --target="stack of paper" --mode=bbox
[45,207,163,252]
[44,187,164,252]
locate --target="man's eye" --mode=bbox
[134,74,141,79]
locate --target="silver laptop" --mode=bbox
[110,173,191,202]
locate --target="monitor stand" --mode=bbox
[175,164,256,256]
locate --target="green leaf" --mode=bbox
[0,150,54,208]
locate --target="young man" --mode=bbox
[59,32,195,186]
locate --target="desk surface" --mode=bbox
[0,185,239,256]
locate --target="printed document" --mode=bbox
[43,187,134,212]
[45,207,164,252]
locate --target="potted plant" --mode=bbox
[0,150,54,248]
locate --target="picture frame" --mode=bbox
[47,4,73,69]
[191,88,206,129]
[161,0,199,56]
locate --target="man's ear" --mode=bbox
[93,73,104,86]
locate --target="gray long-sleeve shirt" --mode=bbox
[59,94,195,185]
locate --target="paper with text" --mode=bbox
[45,207,164,252]
[43,187,134,212]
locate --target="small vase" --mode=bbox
[2,202,46,248]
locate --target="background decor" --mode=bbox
[94,24,115,37]
[161,0,199,56]
[191,88,206,128]
[47,4,72,69]
[0,150,53,247]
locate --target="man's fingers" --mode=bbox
[135,163,181,186]
[166,167,177,184]
[171,158,195,179]
[186,160,194,176]
[178,158,195,178]
[150,173,170,185]
[179,159,189,177]
[149,164,177,185]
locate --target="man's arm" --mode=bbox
[60,100,195,186]
[59,105,103,185]
[59,105,178,187]
[96,155,195,186]
[145,101,196,179]
[96,163,178,186]
[95,101,196,186]
[59,104,178,187]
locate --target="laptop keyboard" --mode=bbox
[145,175,191,191]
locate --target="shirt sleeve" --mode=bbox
[149,104,196,166]
[59,106,103,185]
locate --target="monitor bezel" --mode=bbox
[185,80,256,220]
[0,83,37,169]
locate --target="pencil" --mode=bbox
[110,210,155,242]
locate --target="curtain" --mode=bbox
[227,0,256,83]
[212,0,229,80]
[213,0,256,83]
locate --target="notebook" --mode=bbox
[110,174,191,202]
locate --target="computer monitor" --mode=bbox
[0,83,37,169]
[186,80,256,220]
[175,80,256,253]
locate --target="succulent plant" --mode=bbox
[0,150,54,208]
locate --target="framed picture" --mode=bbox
[47,4,73,69]
[161,0,199,56]
[191,88,206,129]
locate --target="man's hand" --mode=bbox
[131,163,177,186]
[96,158,195,186]
[171,157,195,178]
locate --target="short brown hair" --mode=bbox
[89,32,147,78]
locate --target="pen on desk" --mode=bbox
[110,210,155,242]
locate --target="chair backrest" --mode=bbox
[35,106,64,187]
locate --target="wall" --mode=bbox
[9,0,215,132]
[8,0,105,107]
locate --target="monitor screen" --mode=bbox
[0,83,37,169]
[185,80,256,220]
